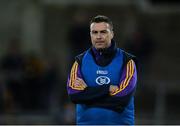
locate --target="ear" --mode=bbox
[111,31,114,39]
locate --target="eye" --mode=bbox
[100,30,108,34]
[91,31,98,34]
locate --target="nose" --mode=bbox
[96,33,102,39]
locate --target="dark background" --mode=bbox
[0,0,179,124]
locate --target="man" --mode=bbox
[67,15,138,125]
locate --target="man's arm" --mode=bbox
[67,61,110,104]
[110,59,137,97]
[86,59,137,112]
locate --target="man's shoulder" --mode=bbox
[121,49,136,59]
[75,49,90,65]
[117,48,138,64]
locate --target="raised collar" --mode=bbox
[91,40,117,57]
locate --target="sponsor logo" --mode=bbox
[96,70,108,75]
[96,76,110,85]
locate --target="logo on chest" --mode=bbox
[96,76,110,85]
[96,70,108,75]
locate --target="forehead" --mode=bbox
[90,22,111,31]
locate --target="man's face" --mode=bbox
[90,22,114,50]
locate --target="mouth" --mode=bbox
[95,41,104,44]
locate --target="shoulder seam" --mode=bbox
[75,51,87,66]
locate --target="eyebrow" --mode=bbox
[91,30,108,33]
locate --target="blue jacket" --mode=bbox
[67,41,138,125]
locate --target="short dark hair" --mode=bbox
[90,15,113,30]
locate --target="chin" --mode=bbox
[95,45,105,49]
[96,46,103,49]
[96,47,105,51]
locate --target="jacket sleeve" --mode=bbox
[110,59,137,97]
[86,59,137,112]
[67,61,110,104]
